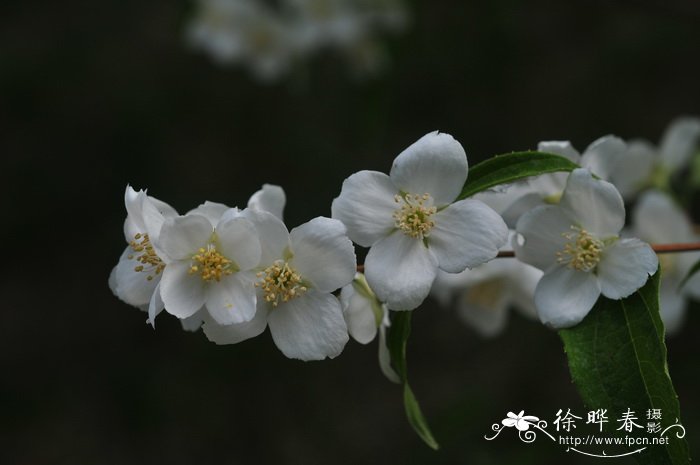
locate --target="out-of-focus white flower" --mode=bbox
[340,273,400,382]
[431,234,542,337]
[109,186,177,323]
[514,168,658,329]
[612,117,700,199]
[332,131,508,310]
[187,0,298,81]
[632,190,700,334]
[203,214,356,361]
[247,183,286,220]
[500,136,626,227]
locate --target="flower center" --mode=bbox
[556,226,604,272]
[188,245,234,282]
[128,233,165,281]
[393,193,437,239]
[256,260,307,307]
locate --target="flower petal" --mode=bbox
[580,135,626,180]
[389,131,468,206]
[239,209,290,266]
[429,199,508,272]
[289,217,356,292]
[365,232,438,310]
[216,217,261,271]
[147,282,165,328]
[598,238,657,300]
[203,303,269,344]
[247,184,286,220]
[267,290,349,360]
[205,271,258,324]
[610,140,655,199]
[534,266,601,329]
[113,247,160,306]
[537,141,581,163]
[331,170,398,247]
[559,168,625,237]
[161,260,206,319]
[180,310,204,332]
[340,284,378,344]
[633,190,694,243]
[514,205,573,271]
[159,214,213,261]
[457,283,510,338]
[659,117,700,171]
[186,201,232,227]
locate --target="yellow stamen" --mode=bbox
[255,260,307,307]
[188,244,234,282]
[393,192,437,239]
[556,226,604,272]
[128,233,166,281]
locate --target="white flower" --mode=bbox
[203,214,356,361]
[514,168,658,329]
[612,117,700,198]
[500,136,626,227]
[431,233,542,337]
[109,186,177,322]
[340,273,400,383]
[187,0,297,81]
[502,411,540,431]
[331,131,508,310]
[632,190,700,334]
[247,183,286,220]
[157,210,262,326]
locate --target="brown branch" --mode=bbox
[355,242,700,271]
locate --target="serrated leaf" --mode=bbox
[559,271,690,465]
[678,257,700,291]
[457,151,580,200]
[386,311,440,450]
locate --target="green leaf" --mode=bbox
[457,151,580,200]
[386,311,440,450]
[559,271,690,465]
[678,257,700,291]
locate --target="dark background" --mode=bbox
[1,0,699,463]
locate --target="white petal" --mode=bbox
[147,282,165,328]
[205,272,258,324]
[203,303,269,344]
[216,217,261,271]
[389,131,468,206]
[514,205,573,271]
[267,290,349,360]
[659,117,700,171]
[429,199,508,272]
[633,190,694,243]
[537,141,581,163]
[611,140,655,199]
[239,209,290,266]
[378,324,401,383]
[659,278,687,335]
[559,168,625,237]
[289,217,356,292]
[500,193,546,228]
[598,238,658,300]
[113,247,160,306]
[161,260,206,319]
[180,310,204,332]
[457,283,510,337]
[340,284,378,344]
[247,184,286,220]
[365,232,438,310]
[331,170,398,247]
[580,135,626,180]
[508,263,543,319]
[124,186,147,238]
[186,201,232,226]
[159,214,213,261]
[534,266,601,329]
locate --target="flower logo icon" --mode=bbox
[502,411,540,431]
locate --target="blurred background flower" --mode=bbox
[2,1,700,464]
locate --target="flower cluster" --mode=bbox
[186,0,408,80]
[111,121,699,365]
